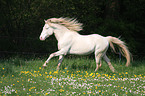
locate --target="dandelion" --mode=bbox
[125,72,128,74]
[54,70,58,74]
[39,67,41,69]
[90,73,94,76]
[49,71,52,75]
[95,86,97,89]
[45,93,49,95]
[2,68,4,70]
[45,72,48,74]
[50,76,52,78]
[59,89,64,92]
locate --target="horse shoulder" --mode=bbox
[57,32,74,50]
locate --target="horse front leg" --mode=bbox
[43,53,55,67]
[42,49,67,68]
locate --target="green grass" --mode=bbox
[0,56,145,96]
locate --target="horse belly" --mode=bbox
[68,41,95,55]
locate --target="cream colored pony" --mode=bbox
[39,17,131,72]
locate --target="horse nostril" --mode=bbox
[40,37,42,40]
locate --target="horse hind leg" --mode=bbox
[103,54,115,72]
[57,55,64,70]
[94,52,103,72]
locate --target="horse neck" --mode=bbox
[53,24,70,41]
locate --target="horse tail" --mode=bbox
[106,36,131,66]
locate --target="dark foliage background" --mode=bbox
[0,0,145,58]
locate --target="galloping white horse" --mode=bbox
[39,17,131,72]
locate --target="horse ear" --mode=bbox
[44,20,47,23]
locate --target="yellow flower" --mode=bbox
[59,89,64,92]
[39,67,41,69]
[45,93,49,95]
[64,67,67,69]
[17,81,19,83]
[2,68,4,70]
[49,71,52,75]
[90,73,94,76]
[95,86,97,89]
[45,72,48,74]
[50,76,52,78]
[54,70,58,74]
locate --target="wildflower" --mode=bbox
[45,72,48,74]
[2,68,4,70]
[54,70,58,74]
[90,73,94,76]
[15,90,17,94]
[95,86,97,89]
[49,71,52,75]
[59,89,64,92]
[17,81,19,83]
[39,67,41,69]
[45,93,49,95]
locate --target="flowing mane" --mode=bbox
[46,17,83,32]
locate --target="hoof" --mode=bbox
[57,67,60,70]
[43,65,47,69]
[94,68,98,72]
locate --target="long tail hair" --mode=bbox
[106,36,131,66]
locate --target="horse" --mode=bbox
[39,17,131,72]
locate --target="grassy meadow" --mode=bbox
[0,56,145,96]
